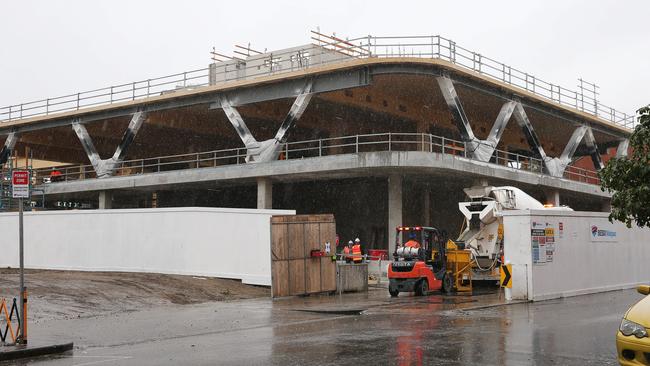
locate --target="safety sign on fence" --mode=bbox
[500,264,512,288]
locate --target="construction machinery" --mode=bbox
[388,226,452,296]
[455,185,572,280]
[387,186,571,296]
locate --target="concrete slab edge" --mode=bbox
[0,342,73,361]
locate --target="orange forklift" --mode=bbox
[388,226,454,296]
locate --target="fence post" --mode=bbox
[319,139,322,157]
[355,135,359,153]
[76,93,80,110]
[132,82,136,100]
[441,136,445,155]
[449,39,455,62]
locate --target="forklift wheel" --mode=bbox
[415,279,428,296]
[442,273,454,294]
[389,289,399,297]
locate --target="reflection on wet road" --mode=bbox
[9,288,638,365]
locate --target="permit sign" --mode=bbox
[12,170,30,198]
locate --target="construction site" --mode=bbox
[1,30,649,365]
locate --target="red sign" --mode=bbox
[12,170,30,198]
[12,171,29,185]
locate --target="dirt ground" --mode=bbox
[0,269,269,322]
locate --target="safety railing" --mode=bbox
[0,33,635,130]
[0,68,210,122]
[343,35,636,129]
[30,132,601,187]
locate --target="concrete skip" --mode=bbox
[502,210,650,301]
[337,263,369,293]
[0,207,295,286]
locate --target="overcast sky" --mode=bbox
[1,0,647,117]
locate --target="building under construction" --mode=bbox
[0,31,634,253]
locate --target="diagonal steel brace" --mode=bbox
[72,111,146,178]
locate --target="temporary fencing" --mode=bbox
[0,297,20,345]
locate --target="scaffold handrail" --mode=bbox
[0,34,636,130]
[26,132,601,187]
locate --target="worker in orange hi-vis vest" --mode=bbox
[352,238,363,264]
[343,240,353,263]
[404,232,421,249]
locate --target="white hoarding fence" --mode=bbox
[0,207,295,286]
[503,210,650,301]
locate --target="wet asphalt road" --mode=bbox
[4,287,640,366]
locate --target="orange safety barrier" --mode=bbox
[0,297,19,344]
[0,291,27,345]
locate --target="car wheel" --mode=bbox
[389,288,399,297]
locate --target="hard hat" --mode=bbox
[348,240,353,245]
[354,238,360,243]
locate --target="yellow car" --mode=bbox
[618,285,650,365]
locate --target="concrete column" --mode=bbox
[98,190,113,210]
[257,178,272,209]
[423,187,431,227]
[545,190,560,207]
[387,175,403,257]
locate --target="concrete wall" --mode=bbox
[0,207,295,286]
[503,210,650,301]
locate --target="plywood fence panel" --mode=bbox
[287,223,305,259]
[319,221,337,292]
[271,214,337,297]
[289,259,306,295]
